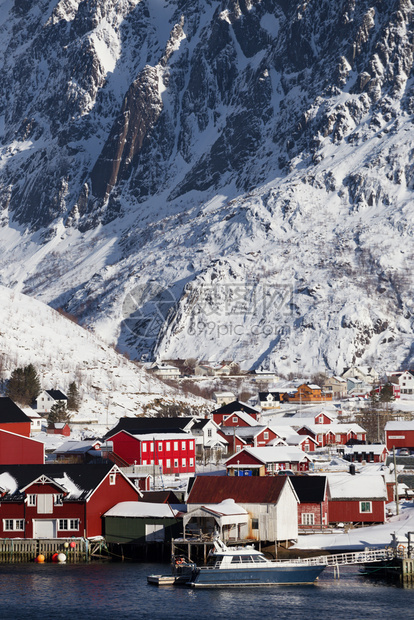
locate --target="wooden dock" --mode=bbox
[0,538,90,563]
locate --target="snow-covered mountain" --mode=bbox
[1,0,414,375]
[0,286,206,427]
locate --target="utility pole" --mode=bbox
[393,446,399,516]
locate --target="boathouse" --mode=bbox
[104,501,182,544]
[186,475,299,543]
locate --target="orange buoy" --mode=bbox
[36,554,45,563]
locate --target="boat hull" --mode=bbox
[189,564,326,587]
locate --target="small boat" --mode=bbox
[147,555,197,586]
[187,538,326,588]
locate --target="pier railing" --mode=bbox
[276,548,395,567]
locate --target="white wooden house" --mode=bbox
[186,475,299,543]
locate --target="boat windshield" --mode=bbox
[207,554,224,566]
[230,554,267,564]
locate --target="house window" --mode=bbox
[232,417,238,423]
[58,519,79,531]
[189,441,194,450]
[54,494,63,506]
[150,443,154,451]
[27,494,36,507]
[174,442,178,451]
[266,463,273,473]
[166,442,170,451]
[3,519,24,531]
[142,460,147,465]
[360,501,372,513]
[251,518,259,529]
[158,442,163,452]
[335,434,341,442]
[189,458,194,468]
[182,441,186,450]
[174,459,179,468]
[109,473,116,485]
[207,429,212,438]
[264,432,269,440]
[182,458,186,468]
[301,513,315,526]
[166,459,171,469]
[142,443,147,452]
[236,445,241,452]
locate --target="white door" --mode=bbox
[33,519,57,538]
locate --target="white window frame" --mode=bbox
[301,513,315,526]
[3,519,24,531]
[54,494,63,506]
[27,494,36,507]
[174,459,179,468]
[264,431,269,440]
[182,458,186,468]
[158,442,163,452]
[166,442,170,451]
[166,459,171,469]
[142,443,147,452]
[182,441,186,450]
[189,458,194,468]
[174,442,178,451]
[360,501,372,514]
[58,518,79,531]
[109,473,116,485]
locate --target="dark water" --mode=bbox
[0,561,413,620]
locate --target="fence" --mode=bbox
[0,538,89,563]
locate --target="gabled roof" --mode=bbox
[326,473,387,500]
[45,390,67,400]
[187,475,289,504]
[0,398,32,424]
[290,476,327,503]
[223,410,258,426]
[53,440,101,455]
[226,446,312,465]
[140,490,181,504]
[105,416,196,439]
[0,464,115,501]
[211,401,259,416]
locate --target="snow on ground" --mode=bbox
[293,502,414,551]
[0,286,210,432]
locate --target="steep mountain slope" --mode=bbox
[1,1,414,375]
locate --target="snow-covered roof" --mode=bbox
[125,432,194,442]
[227,446,312,465]
[200,498,248,517]
[226,410,258,426]
[326,473,387,500]
[344,444,388,455]
[53,440,101,455]
[104,501,179,518]
[302,423,366,434]
[385,420,414,431]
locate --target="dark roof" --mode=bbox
[45,390,67,400]
[258,392,281,400]
[187,475,288,504]
[141,490,181,504]
[191,419,210,430]
[105,417,196,439]
[0,463,114,501]
[0,398,32,424]
[290,476,327,503]
[210,401,259,416]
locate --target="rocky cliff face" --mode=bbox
[1,0,414,374]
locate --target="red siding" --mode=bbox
[0,422,31,438]
[328,499,385,524]
[0,430,44,464]
[110,431,196,474]
[298,498,329,530]
[386,429,414,450]
[85,470,140,537]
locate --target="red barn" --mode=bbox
[0,429,44,464]
[0,397,32,437]
[385,421,414,451]
[107,430,195,475]
[327,473,387,524]
[0,464,141,538]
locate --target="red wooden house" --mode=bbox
[106,430,196,475]
[297,423,366,448]
[0,397,32,437]
[218,425,280,453]
[290,476,329,530]
[0,464,141,538]
[326,473,387,524]
[211,401,260,426]
[385,421,414,451]
[0,429,44,464]
[225,446,312,476]
[47,423,71,436]
[220,410,259,428]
